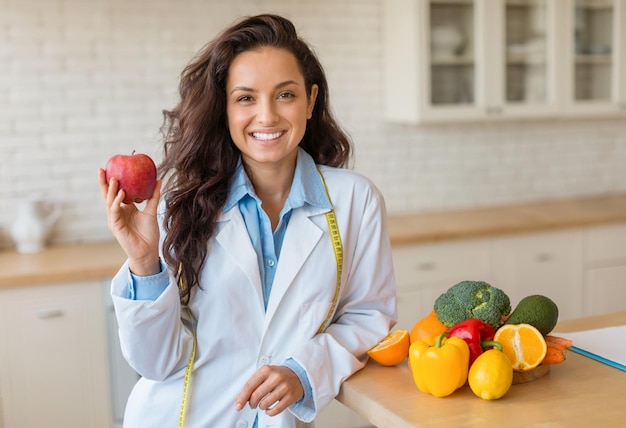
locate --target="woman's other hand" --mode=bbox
[98,168,162,276]
[235,365,304,416]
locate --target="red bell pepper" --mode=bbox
[447,319,498,366]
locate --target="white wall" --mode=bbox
[1,0,626,249]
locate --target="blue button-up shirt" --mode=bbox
[127,147,331,420]
[223,148,332,309]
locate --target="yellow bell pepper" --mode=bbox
[468,342,513,400]
[409,331,470,397]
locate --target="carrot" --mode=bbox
[540,335,573,364]
[541,342,569,365]
[544,334,573,349]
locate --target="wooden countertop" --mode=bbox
[2,193,626,288]
[0,241,126,289]
[388,193,626,246]
[337,311,626,427]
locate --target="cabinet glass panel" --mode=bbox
[574,0,614,100]
[505,0,548,103]
[429,1,475,105]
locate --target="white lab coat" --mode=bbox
[111,165,397,428]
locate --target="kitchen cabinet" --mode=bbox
[392,228,598,328]
[383,0,626,123]
[392,238,493,330]
[491,229,585,320]
[0,281,112,428]
[315,400,373,428]
[583,223,626,315]
[567,0,626,113]
[102,282,139,428]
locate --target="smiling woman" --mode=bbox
[97,13,396,428]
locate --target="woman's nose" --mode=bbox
[257,99,279,124]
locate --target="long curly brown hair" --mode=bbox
[159,14,352,304]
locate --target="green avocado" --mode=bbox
[504,294,559,336]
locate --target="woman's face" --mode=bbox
[226,47,318,173]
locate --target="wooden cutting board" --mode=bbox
[512,364,550,384]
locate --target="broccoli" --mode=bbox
[433,280,511,330]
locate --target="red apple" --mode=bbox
[105,151,157,204]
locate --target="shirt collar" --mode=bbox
[223,147,332,213]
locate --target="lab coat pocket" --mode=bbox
[299,301,334,338]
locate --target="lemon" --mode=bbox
[468,348,513,400]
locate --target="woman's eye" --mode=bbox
[236,95,253,103]
[278,92,295,100]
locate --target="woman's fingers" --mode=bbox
[107,177,123,208]
[97,168,129,234]
[235,365,303,416]
[143,180,162,217]
[98,167,126,208]
[258,386,290,416]
[97,168,108,201]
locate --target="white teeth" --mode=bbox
[252,132,282,140]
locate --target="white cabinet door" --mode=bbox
[102,281,139,428]
[583,223,626,315]
[492,229,584,321]
[315,400,374,428]
[559,0,626,117]
[585,222,626,265]
[583,265,626,315]
[392,238,493,330]
[0,282,112,428]
[384,0,489,123]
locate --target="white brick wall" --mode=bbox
[1,0,626,249]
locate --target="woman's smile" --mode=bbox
[251,130,286,141]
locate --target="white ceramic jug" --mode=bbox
[10,198,62,253]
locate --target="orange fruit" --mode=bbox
[367,330,410,366]
[494,323,547,372]
[410,310,447,343]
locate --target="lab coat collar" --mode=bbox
[216,196,328,322]
[215,208,265,310]
[223,147,332,214]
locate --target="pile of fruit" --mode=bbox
[367,280,573,400]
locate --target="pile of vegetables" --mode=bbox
[406,280,573,400]
[367,279,574,401]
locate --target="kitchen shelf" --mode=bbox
[575,54,612,64]
[431,54,474,65]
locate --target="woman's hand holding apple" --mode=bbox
[98,154,162,277]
